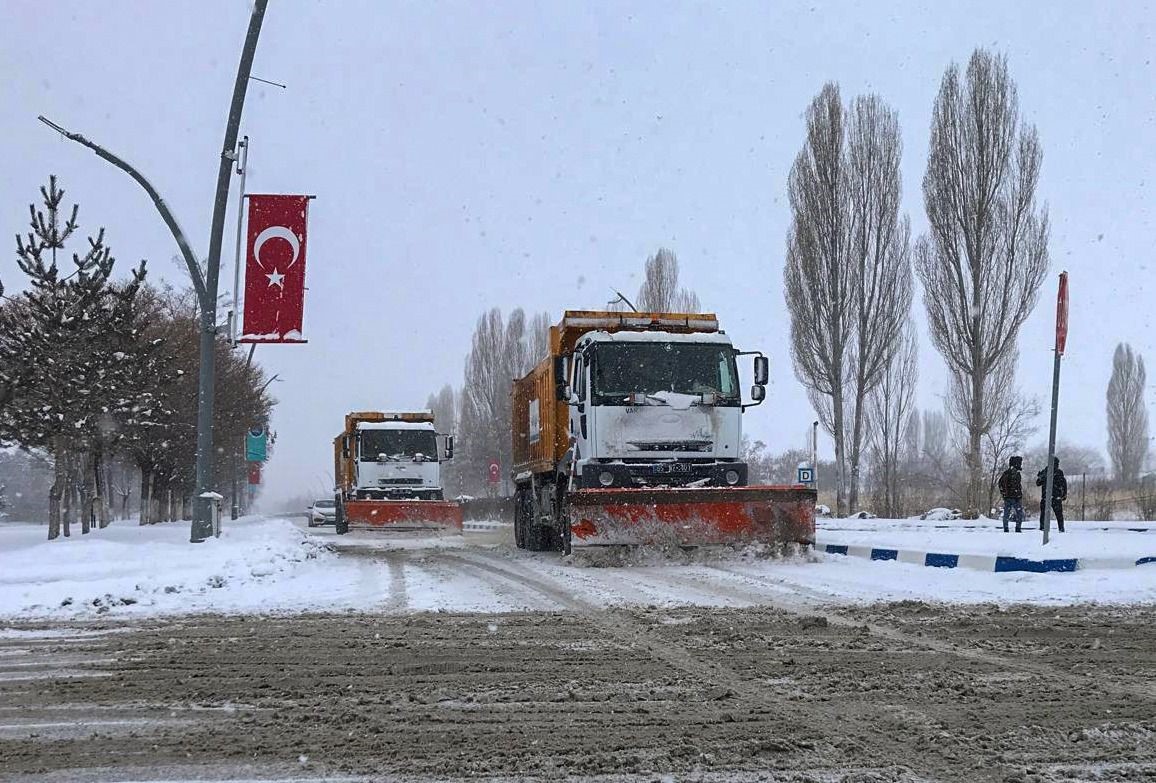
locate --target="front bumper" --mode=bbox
[567,485,817,548]
[579,461,748,489]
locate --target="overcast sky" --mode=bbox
[3,1,1154,503]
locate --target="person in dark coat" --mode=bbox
[998,455,1024,532]
[1035,456,1067,532]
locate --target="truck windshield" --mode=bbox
[359,430,438,461]
[591,342,739,401]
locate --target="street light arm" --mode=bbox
[37,115,209,305]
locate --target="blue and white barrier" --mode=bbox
[818,543,1155,573]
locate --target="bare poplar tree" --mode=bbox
[866,329,917,517]
[525,311,553,368]
[916,49,1049,517]
[1106,342,1149,485]
[457,308,540,493]
[784,84,912,515]
[637,248,701,312]
[426,385,457,434]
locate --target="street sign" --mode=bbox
[245,427,267,462]
[1042,272,1069,545]
[1055,270,1069,356]
[247,461,262,485]
[488,461,500,485]
[797,466,814,485]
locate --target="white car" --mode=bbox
[308,499,337,527]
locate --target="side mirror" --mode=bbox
[445,435,455,460]
[754,355,769,386]
[750,385,766,402]
[553,356,567,400]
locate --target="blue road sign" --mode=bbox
[246,427,267,462]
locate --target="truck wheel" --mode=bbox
[527,522,550,552]
[513,487,528,549]
[335,497,348,535]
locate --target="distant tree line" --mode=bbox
[0,177,275,538]
[783,47,1152,519]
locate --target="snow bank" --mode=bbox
[817,517,1156,561]
[0,517,334,619]
[790,553,1156,605]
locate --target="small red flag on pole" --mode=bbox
[240,194,311,343]
[1055,271,1069,356]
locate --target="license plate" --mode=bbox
[653,463,692,474]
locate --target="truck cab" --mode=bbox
[336,412,454,502]
[565,329,765,490]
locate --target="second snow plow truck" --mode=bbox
[512,310,815,553]
[333,411,463,534]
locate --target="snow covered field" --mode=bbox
[1,515,1155,620]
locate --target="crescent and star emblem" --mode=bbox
[253,225,301,289]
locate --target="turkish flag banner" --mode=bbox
[1055,271,1069,356]
[240,194,310,343]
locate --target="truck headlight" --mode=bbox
[598,471,615,487]
[724,470,740,485]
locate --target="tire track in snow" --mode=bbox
[383,550,408,611]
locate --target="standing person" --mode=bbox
[1035,456,1067,533]
[998,455,1025,532]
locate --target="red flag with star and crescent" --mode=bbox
[240,194,310,343]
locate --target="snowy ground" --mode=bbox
[2,513,1155,620]
[3,517,1156,782]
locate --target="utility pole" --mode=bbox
[229,136,250,347]
[228,136,249,522]
[41,0,270,543]
[812,420,819,495]
[191,0,269,542]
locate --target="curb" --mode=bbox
[817,542,1156,573]
[826,525,1155,533]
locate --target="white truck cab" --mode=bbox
[353,420,452,501]
[565,329,767,490]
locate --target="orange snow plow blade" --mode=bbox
[567,485,815,549]
[343,500,463,533]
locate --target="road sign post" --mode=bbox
[1042,271,1069,546]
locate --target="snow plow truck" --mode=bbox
[333,411,462,534]
[511,310,816,553]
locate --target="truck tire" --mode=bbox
[513,486,529,549]
[335,497,348,535]
[527,521,552,552]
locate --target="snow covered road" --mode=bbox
[3,517,1156,781]
[3,516,1156,620]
